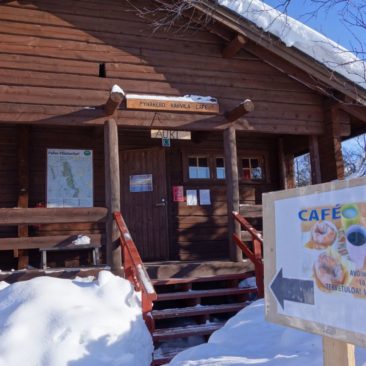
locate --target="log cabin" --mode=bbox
[0,0,365,274]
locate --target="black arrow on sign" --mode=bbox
[270,268,315,310]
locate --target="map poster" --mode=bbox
[47,149,93,208]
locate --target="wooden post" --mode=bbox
[309,135,322,184]
[278,138,287,189]
[222,34,247,59]
[224,125,242,262]
[323,337,355,366]
[105,85,125,116]
[104,119,122,274]
[318,105,345,182]
[17,125,30,269]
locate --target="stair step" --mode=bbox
[152,347,185,366]
[156,287,257,302]
[152,272,254,287]
[153,322,224,341]
[152,302,248,320]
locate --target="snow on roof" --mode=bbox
[127,94,218,104]
[218,0,366,90]
[0,271,153,366]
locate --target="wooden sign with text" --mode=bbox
[126,95,219,114]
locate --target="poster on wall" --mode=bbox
[173,186,184,202]
[199,189,211,205]
[130,174,153,192]
[47,149,93,208]
[186,190,198,206]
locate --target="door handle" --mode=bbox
[155,198,166,207]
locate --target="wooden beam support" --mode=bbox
[105,85,125,116]
[224,125,242,262]
[225,99,255,123]
[339,104,366,124]
[104,119,122,274]
[323,337,355,366]
[318,104,345,182]
[309,135,322,184]
[222,34,247,58]
[17,125,30,268]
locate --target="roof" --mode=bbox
[191,0,366,106]
[218,0,366,90]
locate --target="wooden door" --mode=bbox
[120,148,169,261]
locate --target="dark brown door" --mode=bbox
[120,148,169,261]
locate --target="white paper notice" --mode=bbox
[186,190,198,206]
[199,189,211,205]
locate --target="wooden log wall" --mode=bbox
[0,0,326,134]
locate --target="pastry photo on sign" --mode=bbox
[299,202,366,296]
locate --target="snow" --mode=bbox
[0,271,153,366]
[218,0,366,89]
[72,234,91,245]
[168,299,366,365]
[126,94,218,103]
[111,84,125,95]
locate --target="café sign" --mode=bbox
[264,177,366,347]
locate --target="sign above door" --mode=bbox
[126,94,219,114]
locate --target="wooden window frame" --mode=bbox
[238,152,269,184]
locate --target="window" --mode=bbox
[188,157,210,179]
[241,157,265,181]
[216,157,225,179]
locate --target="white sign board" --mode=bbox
[264,177,366,347]
[47,149,93,208]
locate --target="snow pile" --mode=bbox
[127,94,218,103]
[218,0,366,89]
[168,300,366,365]
[0,271,153,366]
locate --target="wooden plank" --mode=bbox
[0,207,108,225]
[225,99,255,123]
[104,119,122,272]
[224,126,242,261]
[0,234,103,250]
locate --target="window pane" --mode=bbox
[188,157,197,167]
[197,167,210,179]
[242,169,251,180]
[216,167,225,179]
[242,158,250,168]
[251,159,259,168]
[216,158,224,168]
[198,157,208,167]
[189,166,198,179]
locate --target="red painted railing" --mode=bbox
[114,211,157,332]
[232,211,264,298]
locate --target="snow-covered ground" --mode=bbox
[1,273,366,366]
[168,300,366,366]
[0,271,153,366]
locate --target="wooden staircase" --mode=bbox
[113,210,264,366]
[151,272,258,365]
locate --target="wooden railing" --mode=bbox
[113,211,157,333]
[232,211,264,298]
[0,207,107,249]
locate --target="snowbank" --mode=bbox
[218,0,366,89]
[168,299,366,365]
[0,271,153,366]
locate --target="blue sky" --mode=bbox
[263,0,365,54]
